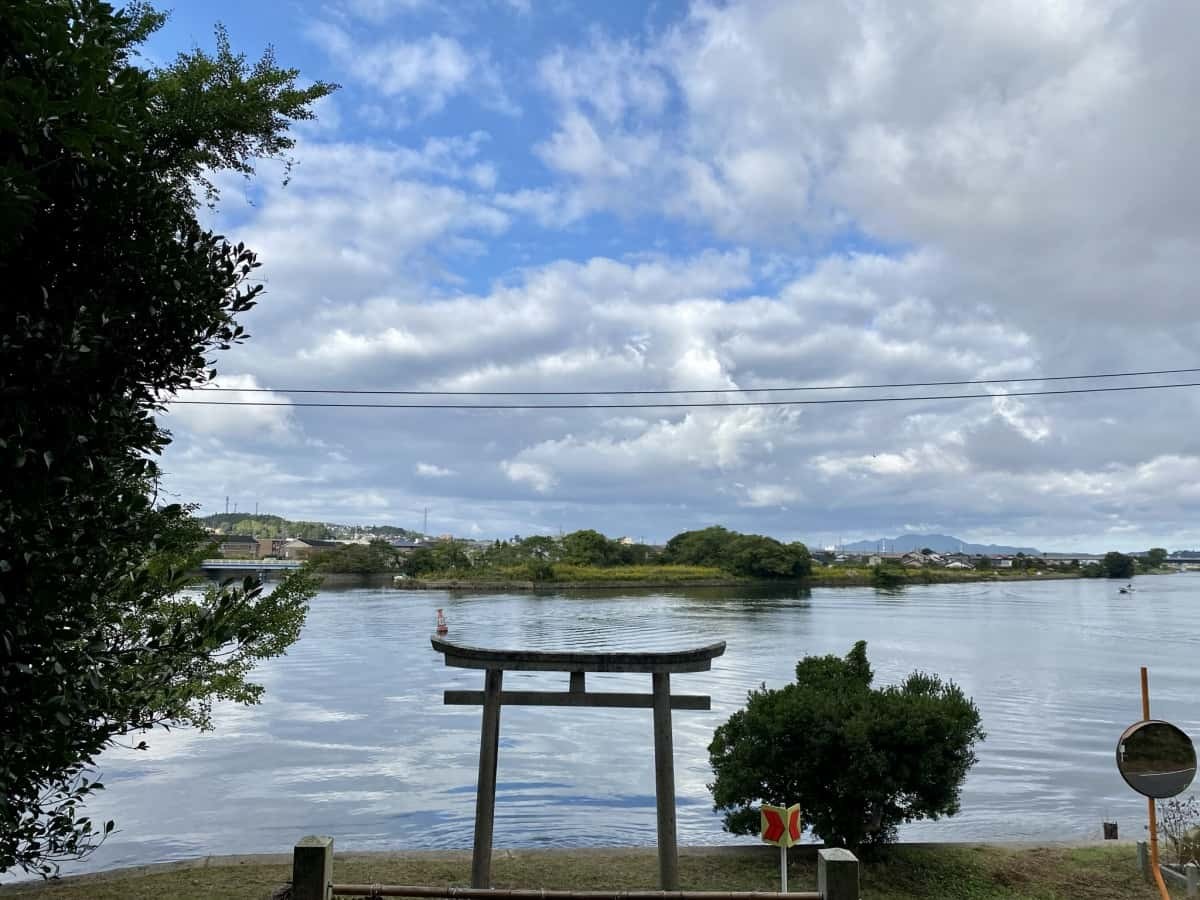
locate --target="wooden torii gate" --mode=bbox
[431,636,727,891]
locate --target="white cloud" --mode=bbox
[308,23,517,117]
[228,141,509,330]
[741,484,802,509]
[528,1,1200,325]
[342,0,427,22]
[501,460,557,494]
[165,375,298,443]
[415,462,455,478]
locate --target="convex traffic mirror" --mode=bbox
[1116,720,1197,799]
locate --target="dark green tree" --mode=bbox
[404,541,472,575]
[709,642,984,849]
[663,527,810,578]
[724,534,811,578]
[1101,551,1136,579]
[0,0,334,875]
[561,529,620,566]
[1142,548,1169,572]
[663,526,734,566]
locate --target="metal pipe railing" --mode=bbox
[292,836,859,900]
[331,887,821,900]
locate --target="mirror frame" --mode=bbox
[1116,719,1197,799]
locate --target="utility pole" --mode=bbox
[423,507,429,535]
[225,495,229,515]
[255,500,259,517]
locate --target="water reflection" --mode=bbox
[57,574,1200,875]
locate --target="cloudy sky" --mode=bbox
[152,0,1200,551]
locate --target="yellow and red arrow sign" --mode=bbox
[760,803,801,848]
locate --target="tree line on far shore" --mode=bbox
[309,526,814,580]
[312,534,1169,582]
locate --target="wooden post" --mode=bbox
[817,848,859,900]
[472,668,504,889]
[292,835,333,900]
[1138,841,1151,882]
[651,671,679,891]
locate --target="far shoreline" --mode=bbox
[395,570,1090,591]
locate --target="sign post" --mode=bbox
[760,803,801,893]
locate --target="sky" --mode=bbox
[150,0,1200,551]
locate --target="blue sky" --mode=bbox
[154,0,1200,550]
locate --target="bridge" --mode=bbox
[197,558,304,577]
[1041,553,1200,565]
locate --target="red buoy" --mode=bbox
[435,608,448,635]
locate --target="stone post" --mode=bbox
[1137,841,1150,883]
[293,835,333,900]
[1186,860,1199,898]
[817,847,859,900]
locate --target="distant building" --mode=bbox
[283,538,339,560]
[945,560,973,570]
[258,537,287,559]
[210,533,259,559]
[868,554,882,567]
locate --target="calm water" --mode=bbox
[60,574,1200,874]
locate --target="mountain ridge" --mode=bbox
[840,533,1041,555]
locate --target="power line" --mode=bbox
[170,379,1200,410]
[187,366,1200,396]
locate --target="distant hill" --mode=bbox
[199,513,422,541]
[841,533,1041,555]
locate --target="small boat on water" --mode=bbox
[1119,584,1135,594]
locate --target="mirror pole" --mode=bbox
[1141,666,1170,900]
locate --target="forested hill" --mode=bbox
[198,513,422,541]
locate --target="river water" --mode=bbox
[62,574,1200,874]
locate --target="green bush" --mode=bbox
[871,565,906,588]
[524,560,555,581]
[1101,551,1136,579]
[709,641,984,849]
[663,526,811,578]
[307,540,399,573]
